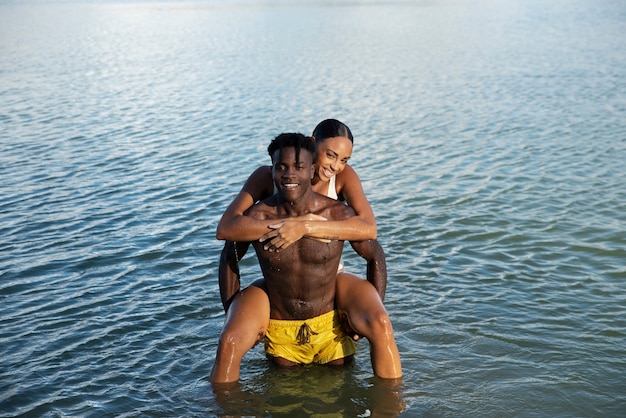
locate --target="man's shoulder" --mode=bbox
[313,192,355,219]
[245,196,277,219]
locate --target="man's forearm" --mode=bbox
[218,241,247,311]
[349,239,388,300]
[365,241,387,300]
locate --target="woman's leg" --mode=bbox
[210,279,270,383]
[335,272,402,379]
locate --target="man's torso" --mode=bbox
[247,193,351,320]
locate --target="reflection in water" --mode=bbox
[210,364,405,417]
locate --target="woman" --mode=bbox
[211,120,401,383]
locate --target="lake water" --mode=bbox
[1,0,625,416]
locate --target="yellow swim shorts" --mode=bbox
[264,310,356,365]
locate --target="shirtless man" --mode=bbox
[210,133,394,383]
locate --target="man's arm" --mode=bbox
[218,240,251,311]
[348,239,387,301]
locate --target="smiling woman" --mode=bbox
[312,124,353,186]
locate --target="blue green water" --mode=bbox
[1,0,625,416]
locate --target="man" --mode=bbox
[210,133,395,383]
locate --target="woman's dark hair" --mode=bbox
[312,119,354,143]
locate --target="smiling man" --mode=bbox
[249,133,357,367]
[211,133,363,382]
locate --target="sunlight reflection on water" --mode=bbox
[1,0,625,416]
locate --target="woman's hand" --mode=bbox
[261,214,328,252]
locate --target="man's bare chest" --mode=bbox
[254,239,342,271]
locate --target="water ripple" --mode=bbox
[2,0,626,416]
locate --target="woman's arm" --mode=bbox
[261,165,377,250]
[215,166,277,241]
[325,164,377,239]
[218,165,378,250]
[217,166,332,242]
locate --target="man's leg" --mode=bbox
[210,282,270,383]
[335,272,402,379]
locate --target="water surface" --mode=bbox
[1,0,625,416]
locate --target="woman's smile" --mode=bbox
[314,135,353,182]
[320,166,335,180]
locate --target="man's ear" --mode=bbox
[310,163,316,180]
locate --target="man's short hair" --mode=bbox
[267,133,315,163]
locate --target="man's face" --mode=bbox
[271,146,315,203]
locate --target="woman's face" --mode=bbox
[314,136,353,182]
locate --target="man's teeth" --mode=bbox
[284,183,298,188]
